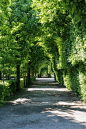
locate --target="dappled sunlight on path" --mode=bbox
[36,77,55,82]
[0,78,86,129]
[27,88,69,91]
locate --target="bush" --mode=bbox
[0,80,17,101]
[20,78,24,89]
[0,78,25,101]
[63,69,73,90]
[0,82,10,101]
[30,76,36,82]
[78,65,86,102]
[62,64,86,102]
[9,80,17,93]
[63,68,81,95]
[55,70,64,86]
[0,84,5,100]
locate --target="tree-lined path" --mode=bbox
[0,78,86,129]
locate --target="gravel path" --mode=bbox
[0,78,86,129]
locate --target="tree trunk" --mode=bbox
[27,62,31,86]
[24,76,25,88]
[3,65,4,83]
[16,65,20,91]
[8,69,11,80]
[0,71,1,80]
[24,72,26,88]
[54,73,56,82]
[35,72,36,77]
[32,71,34,77]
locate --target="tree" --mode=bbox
[0,0,39,90]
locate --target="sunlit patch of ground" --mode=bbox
[27,88,69,91]
[9,98,31,105]
[42,102,86,123]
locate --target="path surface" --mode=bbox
[0,78,86,129]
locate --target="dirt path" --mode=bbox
[0,78,86,129]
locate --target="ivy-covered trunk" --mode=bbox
[16,65,20,91]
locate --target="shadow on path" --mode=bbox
[0,78,86,129]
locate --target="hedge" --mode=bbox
[0,80,17,101]
[0,79,24,101]
[30,76,36,82]
[55,64,86,102]
[0,77,36,101]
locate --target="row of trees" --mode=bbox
[0,0,50,91]
[32,0,86,101]
[0,0,86,101]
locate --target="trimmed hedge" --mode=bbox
[63,68,80,95]
[78,65,86,102]
[55,65,86,102]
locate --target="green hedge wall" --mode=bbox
[32,0,86,102]
[78,65,86,102]
[63,68,80,95]
[55,64,86,102]
[54,1,86,102]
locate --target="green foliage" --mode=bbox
[30,76,36,82]
[63,68,81,95]
[0,80,16,101]
[26,76,36,85]
[68,36,86,65]
[32,0,86,102]
[29,43,46,73]
[9,80,17,93]
[20,78,24,89]
[0,84,5,100]
[78,65,86,102]
[63,69,72,90]
[0,0,86,102]
[62,65,86,102]
[0,78,25,101]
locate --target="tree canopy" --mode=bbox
[0,0,86,101]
